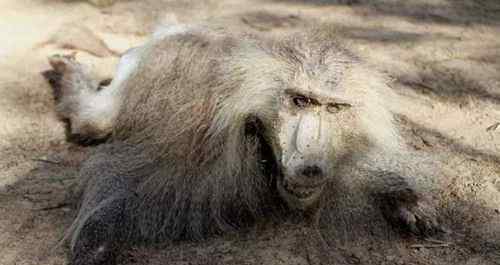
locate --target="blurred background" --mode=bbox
[0,0,499,264]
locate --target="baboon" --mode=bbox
[44,25,445,265]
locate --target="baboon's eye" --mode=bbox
[326,103,352,113]
[292,95,315,108]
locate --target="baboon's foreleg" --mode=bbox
[375,172,445,237]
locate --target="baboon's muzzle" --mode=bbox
[277,111,332,210]
[245,112,331,210]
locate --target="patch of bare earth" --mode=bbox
[0,0,499,264]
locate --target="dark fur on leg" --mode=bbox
[71,197,131,265]
[69,145,147,264]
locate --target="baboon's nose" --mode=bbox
[296,165,324,179]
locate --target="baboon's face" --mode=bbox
[272,85,357,210]
[236,41,381,211]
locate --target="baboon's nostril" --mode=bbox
[297,165,324,179]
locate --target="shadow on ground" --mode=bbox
[274,0,500,25]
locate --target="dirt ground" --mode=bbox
[0,0,499,264]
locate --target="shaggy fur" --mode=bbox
[45,25,444,265]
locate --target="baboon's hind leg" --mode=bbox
[70,145,140,265]
[43,55,115,145]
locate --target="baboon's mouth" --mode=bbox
[281,181,319,198]
[277,176,324,201]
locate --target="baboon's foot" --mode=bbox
[43,54,112,145]
[380,188,446,237]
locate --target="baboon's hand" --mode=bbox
[379,187,446,237]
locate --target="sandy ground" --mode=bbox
[0,0,500,264]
